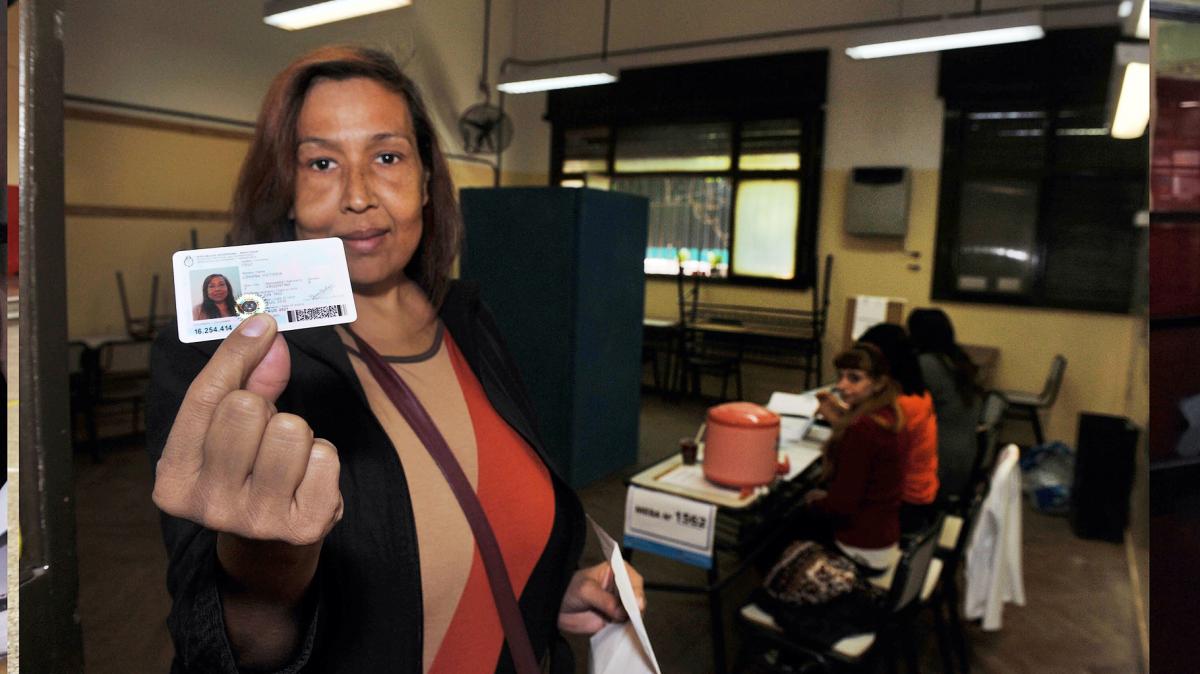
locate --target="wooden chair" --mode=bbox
[1000,354,1066,446]
[80,339,152,460]
[116,271,172,340]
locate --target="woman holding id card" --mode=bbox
[147,46,642,674]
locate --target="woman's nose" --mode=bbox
[341,165,376,213]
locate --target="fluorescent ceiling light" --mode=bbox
[845,10,1044,60]
[1112,62,1149,139]
[497,61,618,94]
[1110,41,1149,139]
[1135,0,1148,39]
[264,0,411,31]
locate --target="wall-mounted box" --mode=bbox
[844,166,910,237]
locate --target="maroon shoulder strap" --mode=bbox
[344,325,541,674]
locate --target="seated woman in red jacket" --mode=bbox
[809,343,905,573]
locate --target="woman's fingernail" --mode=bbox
[241,314,270,337]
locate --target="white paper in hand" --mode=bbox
[587,517,661,674]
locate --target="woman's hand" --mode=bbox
[815,390,848,423]
[153,315,343,667]
[152,315,343,593]
[557,561,646,636]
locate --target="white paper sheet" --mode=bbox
[766,391,819,418]
[588,518,661,674]
[779,415,813,444]
[851,295,890,340]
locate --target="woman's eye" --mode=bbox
[378,152,402,165]
[308,158,335,171]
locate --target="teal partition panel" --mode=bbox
[460,187,649,487]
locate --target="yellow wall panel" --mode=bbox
[67,216,231,338]
[64,118,248,211]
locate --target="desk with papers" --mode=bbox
[623,388,831,674]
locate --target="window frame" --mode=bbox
[932,104,1148,314]
[550,109,825,290]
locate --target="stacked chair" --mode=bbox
[673,268,744,401]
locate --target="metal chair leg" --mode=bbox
[1029,407,1045,446]
[931,587,956,674]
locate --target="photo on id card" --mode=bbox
[173,238,357,343]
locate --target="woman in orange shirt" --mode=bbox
[858,324,939,534]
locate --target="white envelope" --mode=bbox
[588,517,661,674]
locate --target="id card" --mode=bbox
[173,238,357,343]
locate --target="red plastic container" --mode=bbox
[703,402,780,488]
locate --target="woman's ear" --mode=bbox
[422,172,430,207]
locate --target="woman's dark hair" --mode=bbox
[199,273,237,320]
[229,45,461,307]
[857,323,927,397]
[907,308,979,404]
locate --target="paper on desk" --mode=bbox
[779,415,813,443]
[588,517,661,674]
[851,295,889,341]
[767,391,819,418]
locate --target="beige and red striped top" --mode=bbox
[340,324,556,672]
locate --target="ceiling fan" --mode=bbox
[458,0,513,156]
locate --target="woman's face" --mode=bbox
[205,276,229,303]
[291,77,428,289]
[835,368,881,408]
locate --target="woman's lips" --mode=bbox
[339,229,388,254]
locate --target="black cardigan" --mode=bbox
[147,281,587,673]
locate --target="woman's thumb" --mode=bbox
[244,333,291,403]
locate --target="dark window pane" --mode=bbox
[953,179,1039,295]
[563,126,610,174]
[1054,106,1145,173]
[961,111,1046,173]
[739,119,801,170]
[615,123,732,172]
[1040,176,1141,311]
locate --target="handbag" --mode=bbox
[344,325,541,674]
[763,540,862,606]
[758,541,886,648]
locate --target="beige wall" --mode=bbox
[63,117,249,337]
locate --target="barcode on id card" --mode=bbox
[288,305,345,322]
